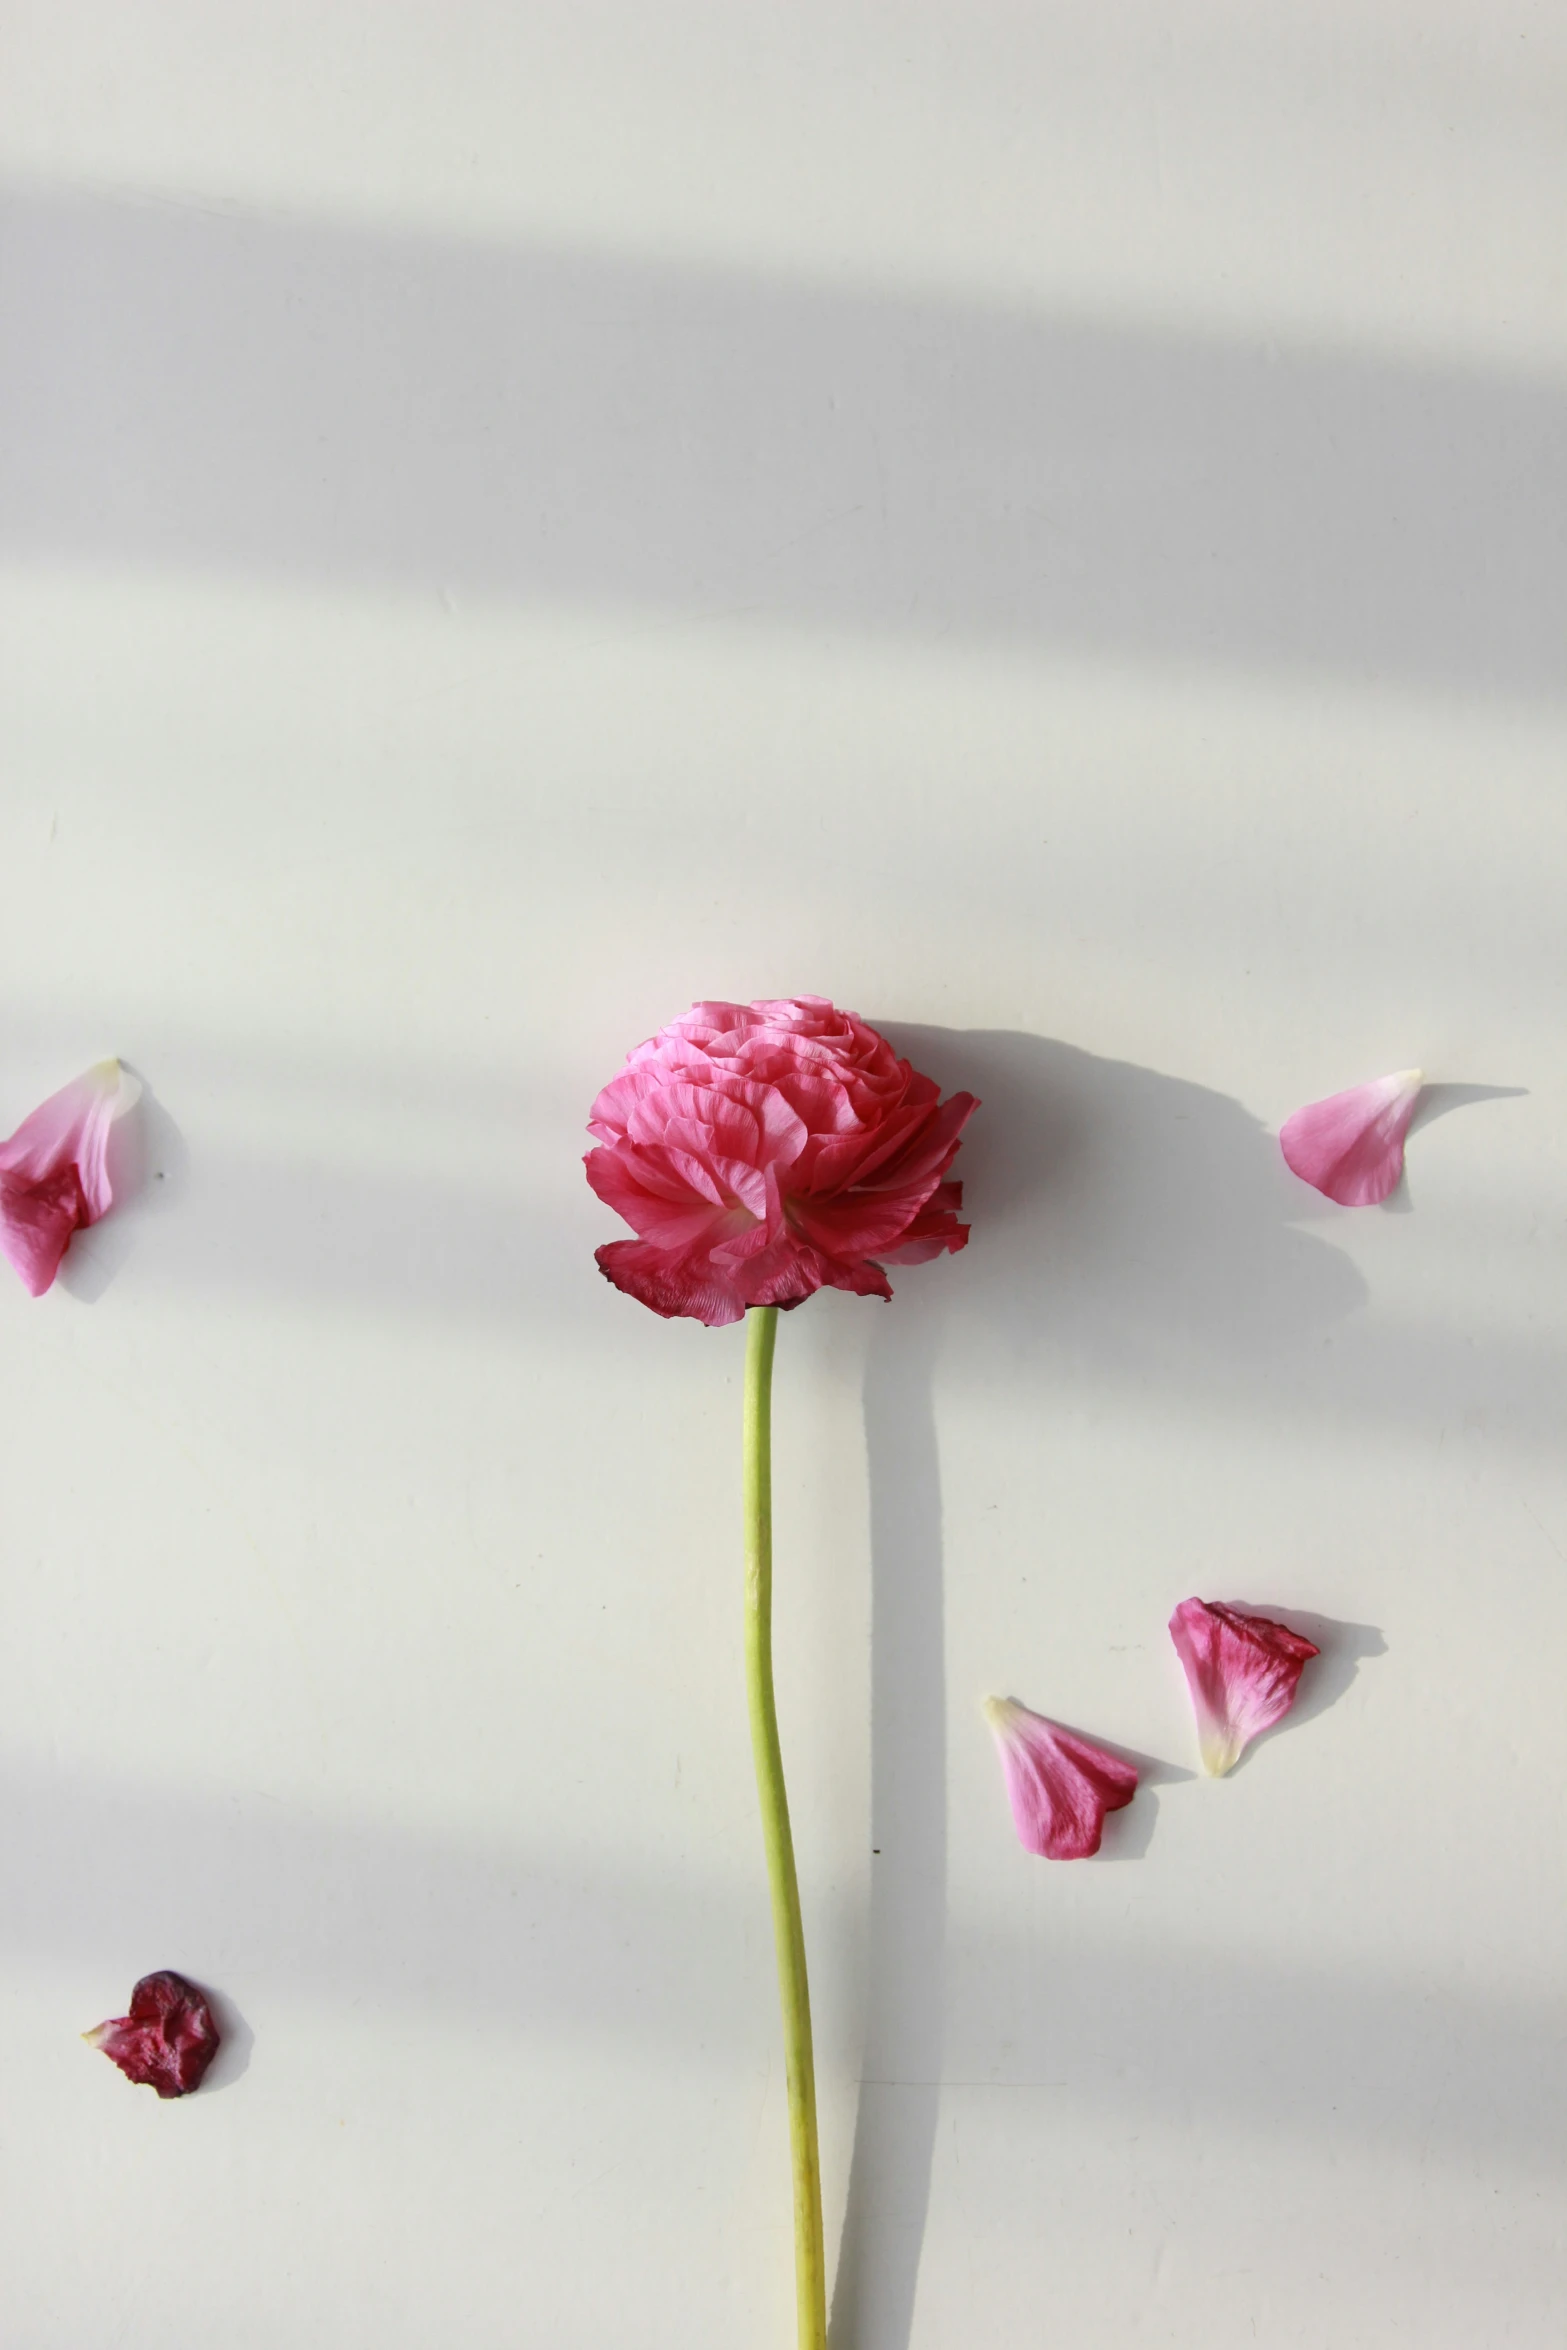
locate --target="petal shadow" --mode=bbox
[1217,1607,1386,1772]
[55,1075,189,1302]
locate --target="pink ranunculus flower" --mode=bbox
[1279,1068,1424,1206]
[0,1060,141,1296]
[983,1696,1139,1859]
[83,1970,222,2098]
[585,998,979,1326]
[1168,1598,1321,1776]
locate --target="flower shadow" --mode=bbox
[829,1028,1381,2341]
[873,1027,1369,1388]
[1406,1082,1528,1139]
[829,1313,945,2350]
[198,1981,255,2092]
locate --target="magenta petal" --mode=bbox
[0,1060,140,1294]
[983,1696,1138,1859]
[1279,1068,1423,1206]
[84,1970,221,2098]
[595,1237,752,1325]
[1168,1598,1321,1776]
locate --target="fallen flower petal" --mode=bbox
[1279,1068,1423,1206]
[1168,1598,1321,1776]
[84,1970,221,2098]
[983,1695,1139,1859]
[0,1060,141,1295]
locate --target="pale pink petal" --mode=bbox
[983,1696,1138,1859]
[1279,1069,1424,1205]
[1168,1598,1321,1776]
[0,1061,141,1296]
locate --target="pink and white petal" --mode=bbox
[983,1696,1139,1860]
[0,1061,140,1294]
[1167,1598,1321,1776]
[1279,1069,1424,1206]
[0,1060,140,1220]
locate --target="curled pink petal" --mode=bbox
[1168,1599,1320,1776]
[0,1060,140,1295]
[1279,1068,1423,1206]
[983,1696,1138,1859]
[83,1970,221,2098]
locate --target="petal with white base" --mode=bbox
[0,1061,140,1295]
[1280,1069,1424,1206]
[1168,1598,1320,1776]
[983,1696,1138,1859]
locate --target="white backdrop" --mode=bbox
[1,7,1564,2345]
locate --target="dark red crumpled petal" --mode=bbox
[84,1970,221,2098]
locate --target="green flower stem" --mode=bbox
[743,1304,828,2350]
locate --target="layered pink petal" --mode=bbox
[84,1970,221,2099]
[983,1696,1138,1859]
[586,1000,977,1324]
[584,1143,751,1249]
[596,1238,754,1325]
[813,1253,894,1303]
[880,1180,969,1264]
[1280,1068,1423,1206]
[0,1060,140,1295]
[795,1100,932,1197]
[1168,1598,1320,1776]
[859,1089,979,1197]
[785,1181,945,1263]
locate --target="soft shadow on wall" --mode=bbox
[2,185,1564,702]
[833,1033,1525,2344]
[878,1025,1368,1386]
[835,1027,1382,2348]
[6,1739,1548,2166]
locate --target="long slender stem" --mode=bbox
[743,1304,828,2350]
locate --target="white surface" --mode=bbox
[1,7,1564,2345]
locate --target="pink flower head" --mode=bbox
[83,1970,221,2098]
[585,998,978,1326]
[1279,1068,1424,1206]
[983,1696,1139,1859]
[1168,1598,1321,1776]
[0,1059,141,1295]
